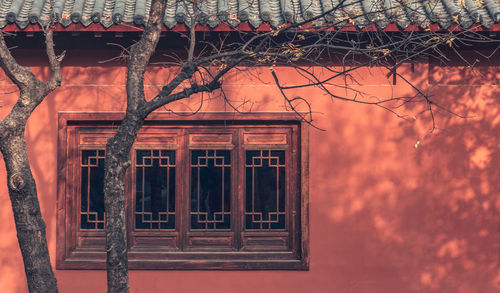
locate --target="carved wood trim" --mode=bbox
[243,133,287,145]
[189,133,233,145]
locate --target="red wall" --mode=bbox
[0,50,499,292]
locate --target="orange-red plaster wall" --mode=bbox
[0,50,499,293]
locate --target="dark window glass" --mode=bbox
[190,150,231,230]
[135,150,176,230]
[245,150,286,230]
[81,150,105,230]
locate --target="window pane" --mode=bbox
[190,150,231,230]
[245,150,286,230]
[81,150,105,230]
[135,150,176,230]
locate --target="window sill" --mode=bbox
[57,250,308,270]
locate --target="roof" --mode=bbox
[0,0,499,31]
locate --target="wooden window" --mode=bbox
[57,112,309,270]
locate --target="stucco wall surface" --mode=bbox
[0,50,499,293]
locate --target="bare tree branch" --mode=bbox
[43,29,65,95]
[0,32,36,90]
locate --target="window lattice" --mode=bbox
[80,150,106,230]
[135,150,176,230]
[245,150,286,230]
[190,149,231,230]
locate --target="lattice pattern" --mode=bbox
[80,150,106,230]
[190,150,231,230]
[245,150,286,230]
[135,150,176,230]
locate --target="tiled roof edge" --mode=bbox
[0,0,498,30]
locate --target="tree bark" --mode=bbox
[0,30,63,293]
[0,120,58,293]
[104,113,145,293]
[103,1,227,291]
[103,0,171,290]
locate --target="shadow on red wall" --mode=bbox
[310,49,499,292]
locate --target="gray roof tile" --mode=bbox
[0,0,498,29]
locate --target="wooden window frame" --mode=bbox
[56,112,309,270]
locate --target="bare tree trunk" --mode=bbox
[104,113,145,292]
[0,30,63,292]
[104,0,239,287]
[103,1,165,290]
[0,119,58,293]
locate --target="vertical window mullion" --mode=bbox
[234,129,243,251]
[126,147,134,248]
[178,128,187,251]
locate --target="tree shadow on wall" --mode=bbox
[310,47,500,293]
[396,48,500,292]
